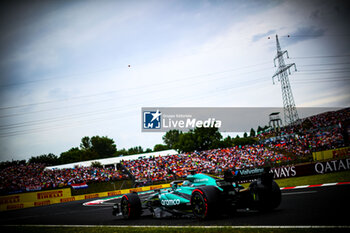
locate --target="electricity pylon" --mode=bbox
[272,34,299,126]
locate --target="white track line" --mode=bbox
[3,225,350,228]
[282,191,317,195]
[280,181,350,190]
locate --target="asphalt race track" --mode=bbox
[1,185,349,226]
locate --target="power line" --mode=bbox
[292,80,350,85]
[0,61,272,110]
[292,77,350,82]
[0,75,270,136]
[0,64,131,89]
[294,75,350,80]
[295,70,350,75]
[299,68,350,72]
[291,54,350,59]
[280,34,350,38]
[2,51,350,135]
[1,60,347,123]
[0,67,272,120]
[0,68,345,137]
[299,62,350,67]
[2,54,349,110]
[0,65,271,116]
[0,91,118,110]
[0,75,269,131]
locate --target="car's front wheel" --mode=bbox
[191,186,220,219]
[120,193,141,219]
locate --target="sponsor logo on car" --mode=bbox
[194,178,208,182]
[238,168,264,176]
[161,199,181,206]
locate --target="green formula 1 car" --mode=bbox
[112,167,281,219]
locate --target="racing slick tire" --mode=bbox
[120,193,142,219]
[191,186,221,219]
[249,180,281,211]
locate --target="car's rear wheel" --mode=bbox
[120,193,141,219]
[191,186,220,219]
[249,180,281,211]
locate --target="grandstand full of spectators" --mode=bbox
[259,108,350,156]
[121,146,289,182]
[0,107,349,195]
[0,164,127,194]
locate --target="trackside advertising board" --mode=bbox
[0,183,171,212]
[0,188,71,211]
[271,158,350,180]
[313,146,350,161]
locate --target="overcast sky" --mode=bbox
[0,0,349,162]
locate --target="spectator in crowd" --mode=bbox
[0,164,127,194]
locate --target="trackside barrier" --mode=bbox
[313,146,350,161]
[0,188,71,212]
[72,183,171,202]
[0,183,170,212]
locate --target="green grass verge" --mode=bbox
[2,226,349,233]
[241,170,350,188]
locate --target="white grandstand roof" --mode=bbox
[45,149,178,170]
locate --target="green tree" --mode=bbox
[176,130,196,152]
[90,136,117,158]
[91,161,103,168]
[80,150,99,161]
[162,130,181,149]
[58,136,117,164]
[220,136,233,148]
[232,137,257,147]
[128,146,143,155]
[80,136,91,150]
[28,153,59,165]
[263,125,270,131]
[59,147,81,164]
[145,148,152,153]
[175,126,222,152]
[193,126,222,151]
[114,148,128,157]
[0,160,26,170]
[153,144,169,152]
[243,132,248,138]
[250,128,256,137]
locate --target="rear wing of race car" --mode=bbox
[224,167,273,185]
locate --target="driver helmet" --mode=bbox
[182,181,192,186]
